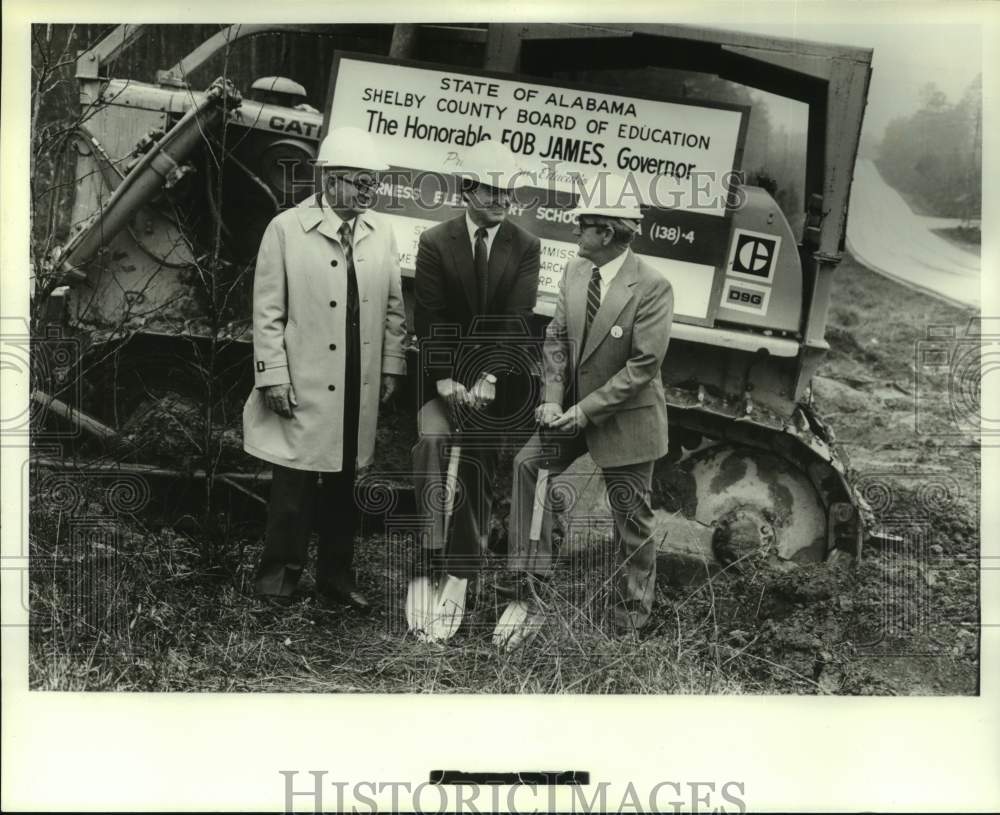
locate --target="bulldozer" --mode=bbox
[37,22,873,579]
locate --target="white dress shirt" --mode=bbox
[591,248,630,303]
[321,195,356,244]
[465,212,501,258]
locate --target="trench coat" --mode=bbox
[242,197,407,472]
[542,250,673,468]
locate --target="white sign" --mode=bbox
[330,56,745,216]
[329,55,748,325]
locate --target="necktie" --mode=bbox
[583,264,602,346]
[338,220,354,270]
[474,226,489,313]
[338,220,359,318]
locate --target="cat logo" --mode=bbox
[726,229,781,283]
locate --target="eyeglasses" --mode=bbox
[576,219,608,231]
[336,174,379,193]
[467,185,510,205]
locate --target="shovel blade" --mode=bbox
[426,575,468,643]
[405,576,436,641]
[493,600,544,651]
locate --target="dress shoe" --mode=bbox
[318,577,371,612]
[612,601,649,637]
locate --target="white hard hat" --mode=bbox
[568,173,643,226]
[316,126,389,171]
[250,76,307,99]
[452,139,527,191]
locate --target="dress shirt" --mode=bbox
[320,194,356,243]
[465,212,501,258]
[592,248,630,303]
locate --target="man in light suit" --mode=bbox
[497,174,673,636]
[243,126,406,609]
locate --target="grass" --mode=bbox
[27,513,762,694]
[28,255,981,695]
[29,504,950,695]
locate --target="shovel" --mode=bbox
[407,427,466,642]
[493,456,550,650]
[493,598,544,651]
[424,442,468,641]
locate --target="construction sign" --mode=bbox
[326,54,749,325]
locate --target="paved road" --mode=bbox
[846,158,980,309]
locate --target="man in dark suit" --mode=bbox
[410,140,541,624]
[495,173,674,642]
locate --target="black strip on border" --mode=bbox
[430,771,589,785]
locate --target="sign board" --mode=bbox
[326,54,749,326]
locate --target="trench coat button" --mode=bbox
[330,260,338,267]
[328,384,336,391]
[329,300,337,307]
[329,343,336,350]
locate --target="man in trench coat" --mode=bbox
[243,126,406,609]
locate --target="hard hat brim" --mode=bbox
[567,206,644,221]
[453,170,528,191]
[317,160,390,172]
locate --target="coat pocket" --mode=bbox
[617,385,661,411]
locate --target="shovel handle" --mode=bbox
[529,467,550,543]
[444,443,462,522]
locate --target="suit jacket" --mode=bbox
[242,197,407,472]
[543,250,673,468]
[413,214,541,403]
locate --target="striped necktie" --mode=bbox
[583,264,602,346]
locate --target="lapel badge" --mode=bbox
[611,325,624,339]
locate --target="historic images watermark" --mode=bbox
[0,318,81,443]
[279,771,747,814]
[2,318,147,656]
[914,316,999,444]
[282,165,748,217]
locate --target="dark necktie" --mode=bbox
[583,264,602,346]
[338,220,354,270]
[474,226,489,313]
[338,220,359,318]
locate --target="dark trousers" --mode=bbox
[254,461,358,597]
[508,429,657,630]
[255,271,362,598]
[410,397,500,578]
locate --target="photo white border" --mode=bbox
[3,1,998,812]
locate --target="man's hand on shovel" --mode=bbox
[436,377,476,410]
